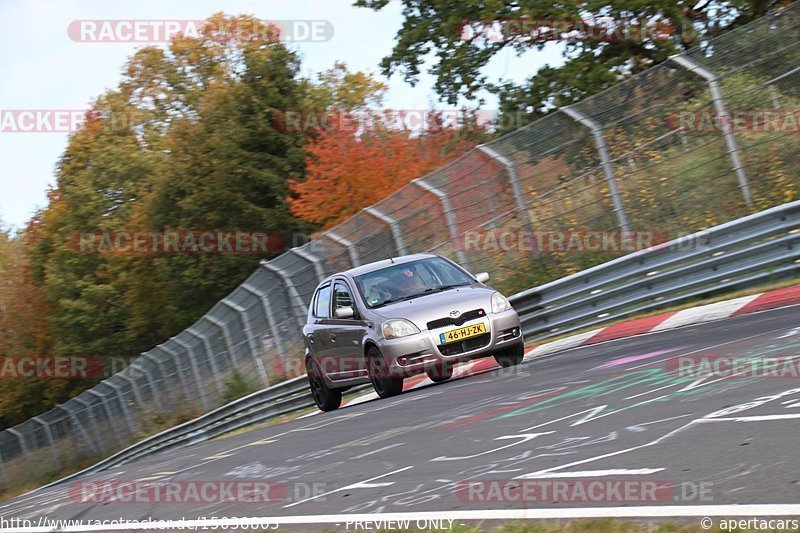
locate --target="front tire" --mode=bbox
[367,345,404,398]
[426,362,453,383]
[307,358,342,411]
[494,343,524,367]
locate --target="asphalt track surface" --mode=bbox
[4,305,800,529]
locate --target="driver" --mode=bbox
[393,267,426,297]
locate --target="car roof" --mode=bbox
[325,252,441,281]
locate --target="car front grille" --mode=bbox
[437,332,491,356]
[427,308,485,330]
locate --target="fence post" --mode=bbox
[118,371,144,407]
[764,66,800,110]
[72,396,106,450]
[669,54,752,206]
[60,402,99,455]
[363,207,408,256]
[290,247,326,284]
[32,416,60,469]
[221,299,270,387]
[186,329,225,395]
[560,106,631,233]
[326,232,360,267]
[259,261,307,329]
[477,144,534,233]
[129,362,164,413]
[153,346,194,407]
[241,281,288,359]
[6,428,28,464]
[104,380,137,439]
[412,178,469,268]
[142,352,172,410]
[86,389,123,447]
[171,337,213,409]
[205,315,242,373]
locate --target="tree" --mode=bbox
[288,111,484,229]
[354,0,786,128]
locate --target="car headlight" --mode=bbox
[491,292,510,313]
[382,319,420,339]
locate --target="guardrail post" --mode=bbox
[363,207,408,256]
[32,417,60,469]
[241,282,288,360]
[326,232,360,267]
[669,54,752,206]
[412,178,469,268]
[6,429,28,464]
[260,261,307,329]
[221,299,270,386]
[560,106,631,233]
[185,329,225,396]
[290,247,326,284]
[171,337,214,408]
[160,343,208,410]
[477,145,534,233]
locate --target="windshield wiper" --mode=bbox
[423,283,470,293]
[372,283,470,308]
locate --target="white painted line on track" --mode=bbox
[283,465,414,508]
[519,468,665,478]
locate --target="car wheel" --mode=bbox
[494,343,524,367]
[367,345,404,398]
[426,362,453,383]
[306,358,342,411]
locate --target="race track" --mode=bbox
[4,305,800,530]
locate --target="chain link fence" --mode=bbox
[3,2,799,491]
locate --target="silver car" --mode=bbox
[303,253,524,411]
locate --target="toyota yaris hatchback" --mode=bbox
[303,253,524,411]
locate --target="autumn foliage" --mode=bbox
[288,112,480,230]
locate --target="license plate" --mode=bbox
[439,322,487,344]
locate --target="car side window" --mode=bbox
[333,282,354,316]
[314,284,331,318]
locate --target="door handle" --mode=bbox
[329,333,337,341]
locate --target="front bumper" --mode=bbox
[379,308,523,376]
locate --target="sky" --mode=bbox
[0,0,564,230]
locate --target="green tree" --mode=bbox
[355,0,785,131]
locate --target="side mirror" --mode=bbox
[475,272,490,283]
[334,306,355,319]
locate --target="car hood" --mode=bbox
[369,285,496,330]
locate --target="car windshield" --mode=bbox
[354,256,475,308]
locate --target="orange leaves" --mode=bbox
[288,120,476,230]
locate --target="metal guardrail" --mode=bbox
[37,377,369,491]
[510,200,800,341]
[35,200,800,492]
